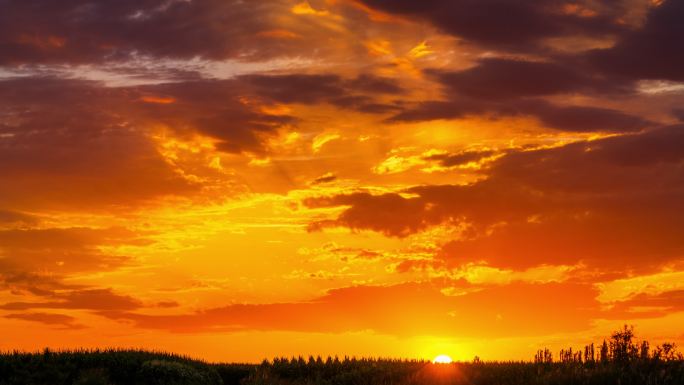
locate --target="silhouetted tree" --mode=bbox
[584,343,595,363]
[640,341,650,360]
[610,324,635,363]
[600,340,610,363]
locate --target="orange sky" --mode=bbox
[1,0,684,362]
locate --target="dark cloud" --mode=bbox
[4,312,85,329]
[306,192,432,237]
[388,59,649,133]
[428,59,622,100]
[606,290,684,319]
[392,98,653,132]
[306,126,684,270]
[0,0,304,65]
[0,210,39,227]
[0,272,82,297]
[137,74,404,151]
[0,239,144,322]
[0,227,145,274]
[155,301,180,308]
[0,77,195,209]
[242,74,345,105]
[101,281,600,337]
[358,0,626,50]
[424,150,497,167]
[521,101,651,133]
[311,173,337,185]
[136,79,298,154]
[589,0,684,81]
[241,74,404,110]
[344,74,404,95]
[0,288,143,312]
[0,73,401,208]
[673,108,684,122]
[389,100,480,122]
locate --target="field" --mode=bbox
[1,327,683,385]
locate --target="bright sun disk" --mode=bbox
[433,354,453,364]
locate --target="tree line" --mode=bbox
[0,326,682,384]
[535,325,682,364]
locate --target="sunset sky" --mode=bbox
[1,0,684,362]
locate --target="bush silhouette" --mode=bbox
[73,368,111,385]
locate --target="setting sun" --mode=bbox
[433,355,453,364]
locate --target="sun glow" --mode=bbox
[433,354,453,364]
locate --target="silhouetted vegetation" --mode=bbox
[1,326,683,384]
[0,349,238,385]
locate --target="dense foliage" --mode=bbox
[1,327,682,385]
[0,349,244,385]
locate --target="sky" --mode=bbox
[0,0,683,362]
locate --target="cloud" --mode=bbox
[4,312,85,329]
[428,59,622,100]
[0,0,306,64]
[388,59,649,133]
[101,281,600,337]
[370,99,651,132]
[305,192,433,237]
[589,0,684,81]
[357,0,626,51]
[311,172,337,185]
[241,73,404,111]
[0,288,143,312]
[673,108,684,122]
[344,74,405,95]
[0,72,405,210]
[136,79,298,153]
[0,227,144,274]
[0,68,413,212]
[135,74,404,150]
[0,272,82,297]
[0,210,39,227]
[606,290,684,319]
[305,126,684,270]
[520,101,651,133]
[0,77,196,209]
[424,150,498,167]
